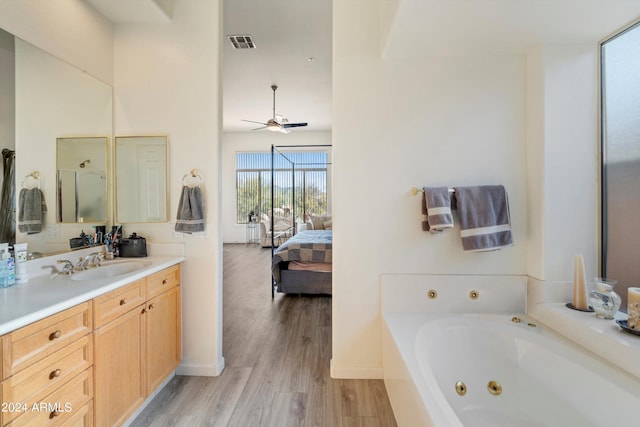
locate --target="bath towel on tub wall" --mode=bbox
[175,186,206,233]
[421,186,454,233]
[453,185,513,251]
[18,187,47,234]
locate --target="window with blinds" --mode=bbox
[235,151,329,224]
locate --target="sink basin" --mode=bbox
[70,261,151,281]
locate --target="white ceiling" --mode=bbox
[382,0,640,58]
[222,0,332,133]
[86,0,640,134]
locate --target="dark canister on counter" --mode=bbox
[118,233,148,257]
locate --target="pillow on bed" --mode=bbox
[311,215,331,230]
[323,219,332,229]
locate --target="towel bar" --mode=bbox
[411,187,455,196]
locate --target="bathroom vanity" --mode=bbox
[0,253,184,427]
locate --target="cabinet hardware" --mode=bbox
[49,330,62,340]
[49,410,60,419]
[149,303,155,310]
[120,298,128,305]
[162,279,168,285]
[49,368,62,379]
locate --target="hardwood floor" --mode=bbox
[130,243,397,427]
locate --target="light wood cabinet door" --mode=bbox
[145,285,181,394]
[93,306,145,427]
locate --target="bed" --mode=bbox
[271,229,332,295]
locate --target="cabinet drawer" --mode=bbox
[2,335,93,415]
[2,302,92,379]
[4,366,93,427]
[146,265,180,299]
[93,280,145,328]
[57,399,93,427]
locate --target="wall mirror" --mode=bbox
[0,26,113,255]
[116,136,168,223]
[56,137,108,223]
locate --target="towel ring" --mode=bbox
[22,171,41,189]
[182,169,204,188]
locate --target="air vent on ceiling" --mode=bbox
[228,35,255,49]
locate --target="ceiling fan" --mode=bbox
[242,84,308,133]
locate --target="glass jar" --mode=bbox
[589,278,621,319]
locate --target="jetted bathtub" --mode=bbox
[382,313,640,427]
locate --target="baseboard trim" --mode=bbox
[330,358,383,379]
[176,357,225,376]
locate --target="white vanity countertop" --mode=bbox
[0,255,185,336]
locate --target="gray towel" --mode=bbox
[175,186,206,233]
[422,186,453,233]
[18,188,47,234]
[454,185,513,251]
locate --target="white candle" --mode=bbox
[572,253,588,310]
[628,287,640,329]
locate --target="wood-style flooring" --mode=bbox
[130,243,397,427]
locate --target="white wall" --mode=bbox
[526,44,598,282]
[0,0,113,84]
[542,45,598,281]
[113,0,224,375]
[222,130,331,243]
[332,1,527,378]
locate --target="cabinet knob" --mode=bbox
[120,298,128,305]
[148,303,155,310]
[49,330,62,340]
[49,368,62,380]
[49,410,60,419]
[162,279,168,285]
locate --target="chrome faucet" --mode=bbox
[56,259,75,275]
[77,252,103,270]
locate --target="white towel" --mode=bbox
[454,185,513,251]
[175,186,206,233]
[422,186,454,234]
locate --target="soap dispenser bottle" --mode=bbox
[0,250,15,288]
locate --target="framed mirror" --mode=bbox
[115,136,168,223]
[56,137,108,223]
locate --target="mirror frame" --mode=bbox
[115,135,169,224]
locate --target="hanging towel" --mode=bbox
[422,186,454,233]
[18,188,47,234]
[454,185,513,251]
[175,186,206,233]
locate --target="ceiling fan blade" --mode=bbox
[242,119,268,125]
[282,122,308,128]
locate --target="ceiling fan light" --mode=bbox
[267,123,279,131]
